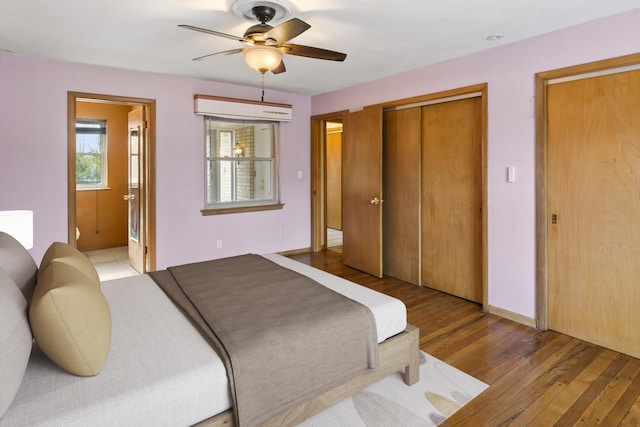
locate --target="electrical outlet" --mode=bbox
[216,240,222,249]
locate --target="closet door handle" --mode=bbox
[370,197,383,205]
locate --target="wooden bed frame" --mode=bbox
[194,324,419,427]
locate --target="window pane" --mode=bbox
[76,119,107,187]
[254,125,272,158]
[204,117,278,209]
[76,133,102,153]
[252,160,273,200]
[219,131,232,157]
[206,160,273,204]
[207,160,234,204]
[206,127,217,157]
[76,154,101,184]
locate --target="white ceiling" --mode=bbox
[2,0,640,96]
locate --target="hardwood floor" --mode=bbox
[288,248,640,426]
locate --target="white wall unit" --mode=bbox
[194,95,292,122]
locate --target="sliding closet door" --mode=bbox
[547,70,640,358]
[421,97,482,302]
[383,107,421,284]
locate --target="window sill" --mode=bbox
[201,203,284,216]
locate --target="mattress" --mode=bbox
[1,254,407,426]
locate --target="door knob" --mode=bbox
[370,197,383,205]
[123,194,135,201]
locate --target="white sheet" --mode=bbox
[1,255,407,426]
[262,253,407,342]
[2,274,230,427]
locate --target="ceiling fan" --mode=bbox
[179,3,347,75]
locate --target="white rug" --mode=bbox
[298,351,488,427]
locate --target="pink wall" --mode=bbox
[0,54,311,269]
[312,9,640,320]
[2,8,639,322]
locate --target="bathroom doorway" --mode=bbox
[67,92,156,273]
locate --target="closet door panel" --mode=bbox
[383,107,421,284]
[421,97,482,302]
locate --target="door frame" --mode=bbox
[67,92,157,272]
[310,84,488,311]
[534,52,640,330]
[310,110,349,252]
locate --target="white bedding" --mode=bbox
[263,253,407,342]
[1,254,407,427]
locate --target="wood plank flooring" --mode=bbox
[288,248,640,426]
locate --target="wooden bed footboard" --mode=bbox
[194,324,419,427]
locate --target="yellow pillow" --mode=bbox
[30,260,111,376]
[39,242,100,287]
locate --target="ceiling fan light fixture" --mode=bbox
[243,45,282,73]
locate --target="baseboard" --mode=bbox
[487,305,537,328]
[278,247,311,256]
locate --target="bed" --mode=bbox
[0,232,419,426]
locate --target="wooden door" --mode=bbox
[326,130,342,230]
[127,107,145,273]
[342,107,383,277]
[421,97,482,302]
[383,107,421,284]
[547,70,640,358]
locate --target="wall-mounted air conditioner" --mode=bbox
[194,95,292,122]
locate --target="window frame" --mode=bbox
[75,118,108,190]
[202,117,283,215]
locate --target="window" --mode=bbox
[76,119,107,188]
[204,117,280,213]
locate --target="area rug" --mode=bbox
[298,351,488,426]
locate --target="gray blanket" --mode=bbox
[150,254,378,426]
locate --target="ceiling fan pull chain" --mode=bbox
[261,72,265,102]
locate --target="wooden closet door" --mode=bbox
[421,97,482,302]
[383,107,421,284]
[547,70,640,358]
[343,107,384,277]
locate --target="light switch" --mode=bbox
[297,170,303,180]
[507,166,516,183]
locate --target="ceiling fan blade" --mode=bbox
[178,24,249,43]
[281,44,347,61]
[193,48,244,61]
[264,18,310,43]
[272,60,286,74]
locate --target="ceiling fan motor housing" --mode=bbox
[231,0,294,23]
[244,23,274,41]
[252,6,276,23]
